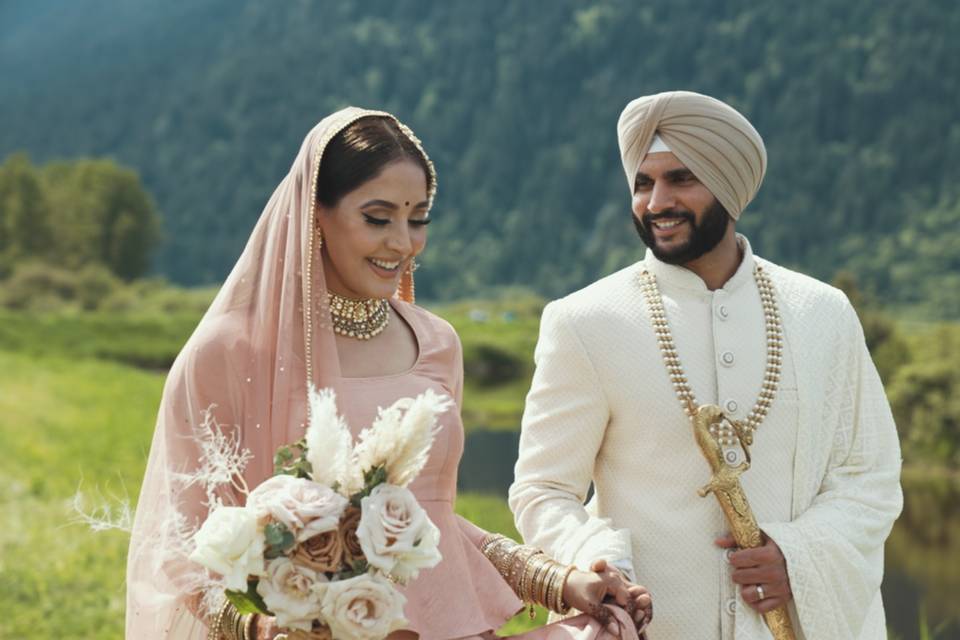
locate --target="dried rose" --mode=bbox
[339,505,364,564]
[293,529,344,574]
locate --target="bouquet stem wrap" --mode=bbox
[692,405,796,640]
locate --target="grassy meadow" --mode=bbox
[0,295,544,638]
[1,289,958,638]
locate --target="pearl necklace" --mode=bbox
[327,292,390,340]
[638,264,783,447]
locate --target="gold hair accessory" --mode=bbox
[327,292,389,340]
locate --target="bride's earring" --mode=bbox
[398,259,417,303]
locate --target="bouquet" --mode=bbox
[188,386,452,639]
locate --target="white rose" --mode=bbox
[256,558,326,631]
[320,573,407,640]
[248,475,348,541]
[189,506,265,591]
[357,484,442,583]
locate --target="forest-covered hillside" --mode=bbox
[1,0,957,316]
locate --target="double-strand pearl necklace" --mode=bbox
[638,263,783,447]
[327,292,390,340]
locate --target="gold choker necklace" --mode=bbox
[327,292,390,340]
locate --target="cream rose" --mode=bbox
[256,557,326,631]
[284,627,333,640]
[247,474,348,542]
[189,506,265,591]
[357,484,442,582]
[319,573,407,640]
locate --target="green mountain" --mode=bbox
[1,0,958,316]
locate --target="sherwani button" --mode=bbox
[725,598,737,615]
[720,351,735,366]
[725,399,739,414]
[724,548,735,561]
[717,304,729,320]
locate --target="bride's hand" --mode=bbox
[590,559,653,630]
[561,568,609,615]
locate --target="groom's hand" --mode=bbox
[716,534,793,614]
[590,559,653,629]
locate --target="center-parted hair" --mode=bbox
[315,116,435,208]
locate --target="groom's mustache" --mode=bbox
[643,209,696,226]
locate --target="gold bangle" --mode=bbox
[518,549,544,602]
[516,547,541,595]
[539,561,559,608]
[546,562,566,612]
[243,613,257,640]
[505,544,525,588]
[499,540,519,576]
[224,604,247,640]
[208,599,231,640]
[489,537,516,575]
[480,533,506,554]
[225,604,240,640]
[520,554,539,602]
[526,554,550,603]
[555,564,577,614]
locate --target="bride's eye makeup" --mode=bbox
[362,212,390,226]
[362,213,431,227]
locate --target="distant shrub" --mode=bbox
[888,325,960,468]
[75,265,122,311]
[0,261,120,311]
[1,262,78,310]
[100,287,139,312]
[463,342,525,387]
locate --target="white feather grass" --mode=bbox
[354,389,453,487]
[306,387,359,494]
[179,406,254,508]
[70,482,134,533]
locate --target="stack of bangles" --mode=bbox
[207,600,257,640]
[480,533,576,616]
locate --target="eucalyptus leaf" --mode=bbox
[225,579,271,615]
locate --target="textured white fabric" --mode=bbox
[647,134,671,155]
[509,236,902,640]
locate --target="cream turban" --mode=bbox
[617,91,767,220]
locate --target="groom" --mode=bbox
[509,91,902,639]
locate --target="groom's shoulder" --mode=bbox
[757,256,851,317]
[546,264,640,324]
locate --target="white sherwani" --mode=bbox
[509,237,902,640]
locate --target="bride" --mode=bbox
[125,107,652,639]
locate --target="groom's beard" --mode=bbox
[634,199,731,265]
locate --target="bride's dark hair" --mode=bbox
[316,115,433,207]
